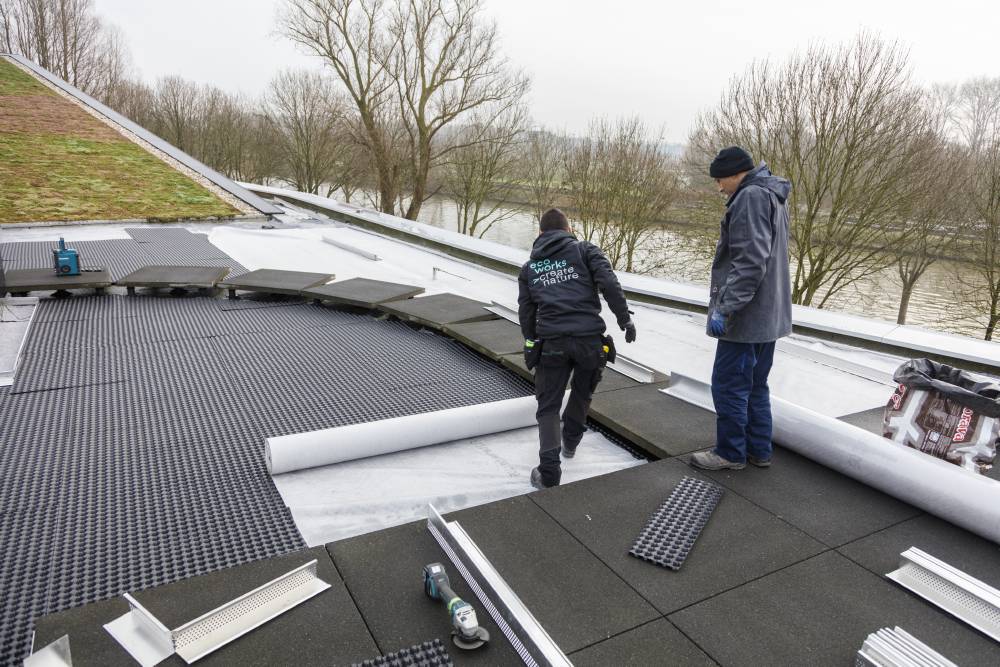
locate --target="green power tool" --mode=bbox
[422,562,490,650]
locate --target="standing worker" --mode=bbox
[691,147,792,471]
[518,208,636,489]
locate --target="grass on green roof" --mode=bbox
[0,58,240,224]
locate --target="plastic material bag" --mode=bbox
[883,359,1000,474]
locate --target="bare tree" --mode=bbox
[521,127,566,219]
[564,117,679,273]
[151,76,201,154]
[689,34,930,307]
[952,78,1000,339]
[266,69,345,195]
[887,88,972,324]
[441,105,526,237]
[960,136,1000,339]
[0,0,126,96]
[281,0,528,220]
[282,0,407,213]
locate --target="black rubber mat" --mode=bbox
[220,268,332,296]
[352,639,454,667]
[629,476,724,570]
[303,277,425,308]
[0,294,532,667]
[117,265,230,289]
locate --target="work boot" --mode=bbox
[530,467,558,490]
[748,454,772,468]
[561,444,576,459]
[690,450,746,471]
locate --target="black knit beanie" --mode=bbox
[709,146,754,178]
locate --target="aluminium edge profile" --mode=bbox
[0,296,38,386]
[321,235,381,261]
[104,559,330,665]
[426,504,572,667]
[23,634,73,667]
[486,301,659,383]
[886,547,1000,643]
[856,626,958,667]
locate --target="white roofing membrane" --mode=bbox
[3,212,909,544]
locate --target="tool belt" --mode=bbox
[524,339,542,370]
[601,334,617,364]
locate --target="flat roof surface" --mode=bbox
[7,218,1000,666]
[33,451,1000,666]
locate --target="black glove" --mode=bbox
[623,320,636,344]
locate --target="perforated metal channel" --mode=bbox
[428,522,539,667]
[628,476,723,570]
[172,566,319,649]
[889,560,1000,640]
[351,638,454,667]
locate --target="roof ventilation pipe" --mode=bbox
[665,373,1000,545]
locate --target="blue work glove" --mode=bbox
[623,320,637,343]
[708,311,727,337]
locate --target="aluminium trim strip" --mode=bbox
[486,301,660,383]
[103,594,175,667]
[856,627,957,667]
[0,296,37,386]
[426,504,572,667]
[172,559,331,663]
[104,560,330,664]
[886,547,1000,643]
[321,236,381,261]
[23,635,72,667]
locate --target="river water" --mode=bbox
[415,197,984,339]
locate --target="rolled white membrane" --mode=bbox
[666,373,1000,545]
[267,395,551,475]
[272,425,643,546]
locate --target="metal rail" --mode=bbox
[426,505,572,667]
[856,626,957,667]
[104,560,330,664]
[887,547,1000,643]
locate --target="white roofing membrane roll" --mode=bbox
[266,395,546,475]
[667,374,1000,545]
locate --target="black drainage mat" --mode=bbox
[629,476,723,570]
[0,294,532,666]
[352,639,454,667]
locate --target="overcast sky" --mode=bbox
[94,0,999,143]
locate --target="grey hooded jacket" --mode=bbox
[707,163,793,343]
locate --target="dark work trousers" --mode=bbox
[711,340,776,464]
[534,335,606,486]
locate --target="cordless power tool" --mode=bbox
[422,562,490,650]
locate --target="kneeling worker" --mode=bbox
[518,208,636,489]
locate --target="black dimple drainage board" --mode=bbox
[353,639,454,667]
[0,295,532,667]
[1,231,248,283]
[629,476,724,571]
